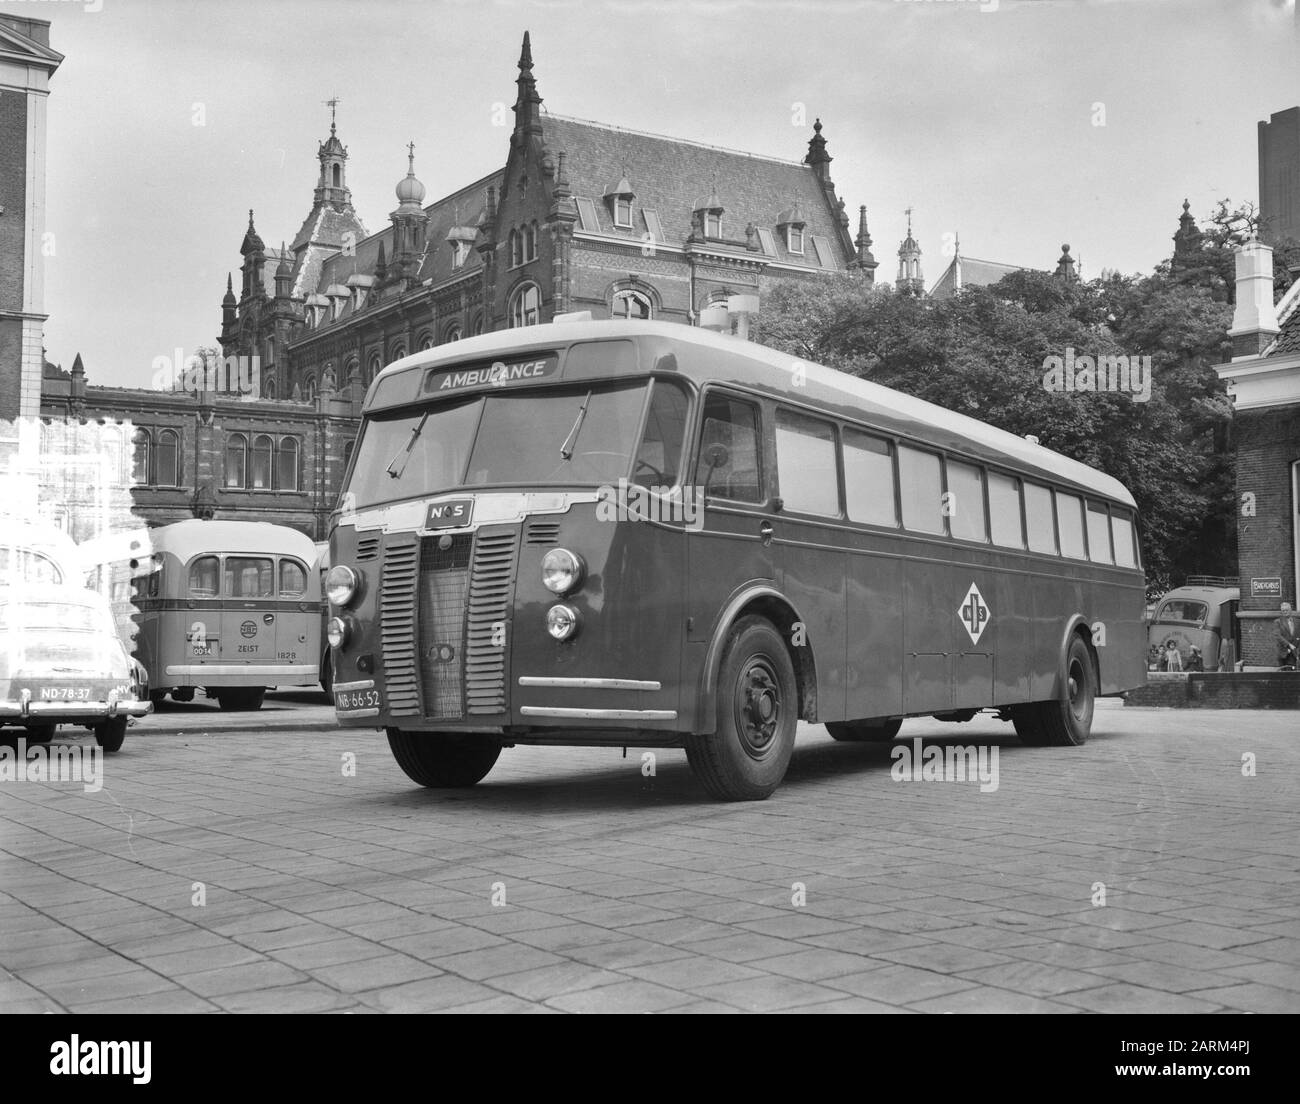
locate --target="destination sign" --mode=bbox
[423,355,558,394]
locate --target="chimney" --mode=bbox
[1227,238,1280,359]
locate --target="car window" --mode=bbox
[189,556,219,598]
[1156,600,1208,625]
[225,557,275,599]
[279,560,307,598]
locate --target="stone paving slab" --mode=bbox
[2,702,1299,1013]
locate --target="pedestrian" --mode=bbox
[1186,645,1203,672]
[1277,603,1300,670]
[1163,639,1182,672]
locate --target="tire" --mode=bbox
[149,690,167,706]
[24,725,56,744]
[1013,634,1095,747]
[386,729,501,788]
[685,616,799,801]
[216,687,265,712]
[94,716,127,752]
[320,650,334,699]
[826,717,902,743]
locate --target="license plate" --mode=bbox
[192,644,213,657]
[335,688,380,711]
[39,687,91,701]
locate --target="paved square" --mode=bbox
[2,699,1297,1013]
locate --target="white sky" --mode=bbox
[34,0,1300,388]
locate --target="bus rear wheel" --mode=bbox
[686,616,798,801]
[826,717,902,743]
[94,716,127,752]
[1013,635,1095,747]
[386,729,501,788]
[215,687,265,712]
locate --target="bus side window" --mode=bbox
[946,459,988,542]
[988,471,1024,548]
[224,557,274,598]
[189,556,219,598]
[633,381,689,489]
[775,409,839,516]
[1111,510,1138,568]
[697,394,762,503]
[1086,501,1114,563]
[1056,491,1087,560]
[279,560,307,598]
[1024,483,1057,554]
[843,430,898,527]
[897,445,944,534]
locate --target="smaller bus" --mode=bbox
[83,520,323,711]
[1147,577,1240,671]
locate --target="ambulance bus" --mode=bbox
[326,319,1146,801]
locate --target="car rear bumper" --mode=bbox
[0,698,153,721]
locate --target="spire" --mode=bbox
[240,209,264,255]
[315,102,353,212]
[513,30,543,138]
[804,117,833,186]
[896,207,924,296]
[275,242,293,298]
[1171,197,1204,276]
[374,240,387,282]
[394,140,427,208]
[1055,243,1079,283]
[223,272,236,305]
[853,205,878,283]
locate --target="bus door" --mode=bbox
[687,392,773,635]
[218,554,276,667]
[899,446,953,714]
[275,557,312,667]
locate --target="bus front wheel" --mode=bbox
[215,687,265,712]
[386,729,501,788]
[686,617,799,801]
[826,717,902,743]
[1013,635,1095,747]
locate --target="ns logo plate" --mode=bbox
[959,583,991,645]
[425,498,474,530]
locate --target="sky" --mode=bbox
[30,0,1300,388]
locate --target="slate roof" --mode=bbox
[290,204,369,300]
[540,114,854,269]
[929,255,1035,299]
[1266,275,1300,357]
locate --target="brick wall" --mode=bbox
[1234,403,1300,664]
[0,90,26,313]
[1125,672,1300,708]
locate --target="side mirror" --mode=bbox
[702,442,730,471]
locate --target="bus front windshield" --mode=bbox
[346,382,652,509]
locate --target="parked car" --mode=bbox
[0,585,151,751]
[1146,577,1240,671]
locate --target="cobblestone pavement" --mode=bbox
[2,699,1297,1013]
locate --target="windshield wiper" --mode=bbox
[559,391,592,461]
[386,412,430,479]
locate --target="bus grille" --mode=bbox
[417,535,472,718]
[465,530,518,714]
[379,535,421,716]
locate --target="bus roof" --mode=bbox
[107,520,318,563]
[370,319,1138,508]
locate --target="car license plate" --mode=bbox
[335,688,380,711]
[39,687,91,701]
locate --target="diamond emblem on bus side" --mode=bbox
[959,583,990,645]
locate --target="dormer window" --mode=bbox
[446,226,477,270]
[777,203,806,255]
[451,240,469,268]
[604,176,636,230]
[694,190,725,240]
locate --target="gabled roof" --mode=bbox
[289,204,369,300]
[929,256,1034,299]
[0,19,64,73]
[541,114,853,269]
[1264,275,1300,357]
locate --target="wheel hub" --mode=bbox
[737,662,780,755]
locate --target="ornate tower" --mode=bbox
[896,208,924,296]
[852,205,878,286]
[1171,198,1204,276]
[388,143,429,289]
[315,97,353,212]
[1054,243,1079,283]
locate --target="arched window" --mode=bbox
[526,222,538,262]
[509,229,521,267]
[612,289,652,320]
[367,354,382,384]
[445,324,462,343]
[251,434,273,490]
[418,332,434,351]
[332,163,341,187]
[155,429,180,487]
[343,439,355,470]
[304,374,317,402]
[225,433,248,489]
[131,429,150,484]
[263,373,277,399]
[510,283,541,328]
[471,313,484,336]
[276,437,299,491]
[391,344,407,362]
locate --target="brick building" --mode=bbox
[0,14,61,421]
[1216,237,1300,665]
[1259,106,1300,247]
[42,32,875,541]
